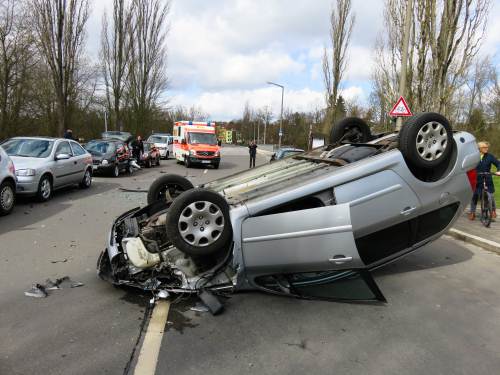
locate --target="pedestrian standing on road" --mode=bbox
[131,135,144,162]
[248,140,257,168]
[469,141,500,220]
[63,129,74,140]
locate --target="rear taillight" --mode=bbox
[466,169,477,191]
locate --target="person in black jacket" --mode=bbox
[248,140,257,168]
[131,136,144,162]
[469,141,500,220]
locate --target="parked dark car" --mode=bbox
[140,142,161,168]
[270,147,305,162]
[101,131,133,144]
[84,139,133,177]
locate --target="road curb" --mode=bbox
[447,228,500,255]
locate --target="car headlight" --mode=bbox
[15,168,36,176]
[215,151,220,157]
[101,159,109,166]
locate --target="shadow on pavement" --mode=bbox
[0,180,119,235]
[372,241,473,277]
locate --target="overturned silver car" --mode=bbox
[97,113,480,311]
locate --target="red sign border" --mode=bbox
[389,96,413,117]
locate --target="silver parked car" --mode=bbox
[98,113,479,312]
[1,137,93,201]
[0,146,16,215]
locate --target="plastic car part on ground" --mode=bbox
[24,276,84,298]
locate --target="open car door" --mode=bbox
[241,203,385,302]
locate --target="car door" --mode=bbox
[334,169,422,267]
[69,141,89,182]
[53,141,75,187]
[241,203,385,301]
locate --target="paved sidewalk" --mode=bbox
[449,209,500,254]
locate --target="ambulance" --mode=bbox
[172,121,221,168]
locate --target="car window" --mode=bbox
[2,139,54,158]
[70,142,86,156]
[255,270,385,301]
[55,141,73,156]
[85,141,115,154]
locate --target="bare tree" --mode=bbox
[100,0,133,131]
[126,0,170,133]
[322,0,355,132]
[372,0,491,120]
[0,0,34,137]
[32,0,89,136]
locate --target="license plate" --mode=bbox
[92,165,98,170]
[201,160,211,164]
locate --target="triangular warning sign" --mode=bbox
[389,96,412,117]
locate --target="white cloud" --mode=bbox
[171,87,325,121]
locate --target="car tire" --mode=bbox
[37,175,52,202]
[185,157,191,168]
[147,174,194,205]
[166,151,169,159]
[156,157,161,166]
[127,163,134,174]
[79,168,92,189]
[145,159,151,168]
[213,162,220,169]
[330,117,371,144]
[111,164,120,177]
[165,188,232,257]
[0,180,15,216]
[398,112,453,170]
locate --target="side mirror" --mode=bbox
[55,153,70,160]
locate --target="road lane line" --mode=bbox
[134,300,170,375]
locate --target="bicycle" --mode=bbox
[477,172,496,227]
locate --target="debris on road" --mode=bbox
[50,258,68,264]
[24,284,48,298]
[24,276,84,298]
[119,188,148,193]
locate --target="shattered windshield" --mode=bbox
[85,141,115,155]
[2,139,54,158]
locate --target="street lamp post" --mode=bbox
[267,81,284,149]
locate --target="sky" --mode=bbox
[86,0,500,122]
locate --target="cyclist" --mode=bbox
[469,141,500,220]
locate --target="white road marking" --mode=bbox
[134,300,170,375]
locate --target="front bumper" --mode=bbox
[92,163,115,174]
[16,175,40,194]
[158,149,168,157]
[188,157,220,165]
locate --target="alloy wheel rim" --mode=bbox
[85,171,91,186]
[114,166,119,176]
[41,179,51,199]
[178,200,224,246]
[0,185,14,210]
[416,121,448,161]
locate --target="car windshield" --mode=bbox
[102,131,131,141]
[188,132,217,145]
[148,136,168,143]
[143,143,152,151]
[85,141,115,154]
[2,139,54,158]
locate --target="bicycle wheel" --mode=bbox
[480,191,492,227]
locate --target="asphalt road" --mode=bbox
[1,145,500,375]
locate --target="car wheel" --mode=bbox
[213,162,220,169]
[37,175,52,202]
[111,164,120,177]
[0,180,15,216]
[146,159,151,168]
[165,188,232,257]
[166,151,169,159]
[79,168,92,188]
[398,112,453,170]
[156,157,161,166]
[147,174,194,205]
[330,117,371,144]
[127,163,134,174]
[185,157,191,168]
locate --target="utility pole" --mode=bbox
[267,81,285,149]
[396,0,412,131]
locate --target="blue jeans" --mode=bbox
[470,191,496,213]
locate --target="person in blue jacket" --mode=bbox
[469,141,500,220]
